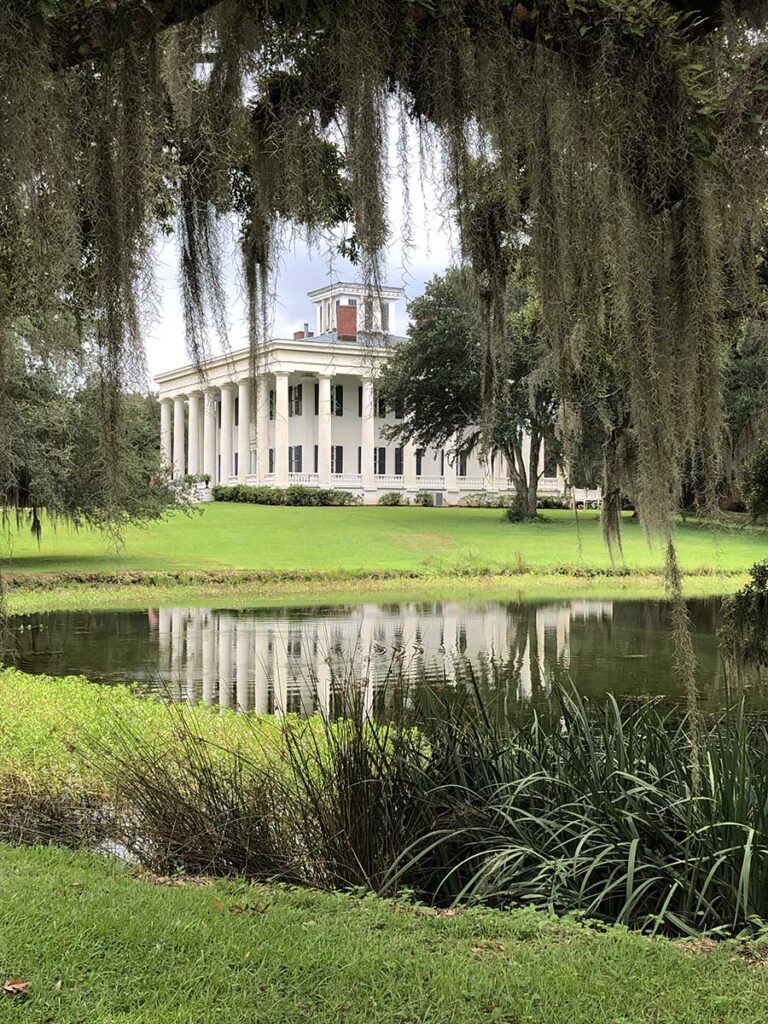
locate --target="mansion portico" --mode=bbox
[156,282,567,505]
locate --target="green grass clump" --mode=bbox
[2,506,766,578]
[1,844,768,1024]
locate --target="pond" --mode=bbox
[5,596,742,714]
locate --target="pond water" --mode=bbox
[5,596,740,713]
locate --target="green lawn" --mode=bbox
[0,844,766,1024]
[3,506,766,577]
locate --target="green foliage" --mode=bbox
[743,443,768,520]
[0,342,175,536]
[377,491,406,506]
[720,562,768,668]
[211,484,359,506]
[505,497,538,522]
[21,661,768,937]
[380,268,559,516]
[413,490,434,507]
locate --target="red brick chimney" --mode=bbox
[337,304,357,340]
[293,328,315,339]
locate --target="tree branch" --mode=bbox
[48,0,225,70]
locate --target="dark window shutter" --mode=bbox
[314,382,319,415]
[358,386,363,417]
[314,445,319,473]
[395,447,403,476]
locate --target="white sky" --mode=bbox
[143,130,456,384]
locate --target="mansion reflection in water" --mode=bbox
[150,600,616,714]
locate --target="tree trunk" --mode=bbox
[526,430,541,517]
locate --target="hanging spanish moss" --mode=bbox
[3,0,768,553]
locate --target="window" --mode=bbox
[314,445,319,473]
[374,447,386,475]
[381,301,390,331]
[394,447,404,476]
[543,446,558,477]
[358,386,363,417]
[364,297,374,328]
[394,399,404,420]
[314,381,319,415]
[458,451,468,477]
[331,445,344,473]
[376,395,386,418]
[234,452,239,476]
[288,444,303,473]
[268,448,275,474]
[357,446,362,474]
[348,297,357,307]
[234,397,239,427]
[269,389,275,420]
[217,401,222,428]
[288,383,302,417]
[440,450,445,475]
[416,449,423,477]
[333,384,344,416]
[217,454,221,479]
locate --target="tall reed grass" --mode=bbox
[88,672,768,937]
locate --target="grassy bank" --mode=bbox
[3,570,749,615]
[2,845,768,1024]
[3,506,766,579]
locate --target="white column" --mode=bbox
[237,379,251,483]
[318,374,332,486]
[404,440,418,494]
[256,376,270,484]
[444,446,459,505]
[160,399,172,470]
[203,388,218,483]
[274,371,290,487]
[188,391,202,475]
[172,397,186,478]
[361,378,376,495]
[219,384,235,484]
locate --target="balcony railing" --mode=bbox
[457,475,487,489]
[289,473,319,485]
[376,474,404,487]
[416,475,445,488]
[331,473,363,488]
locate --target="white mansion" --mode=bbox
[156,282,572,505]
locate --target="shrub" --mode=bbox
[536,494,569,510]
[413,490,434,507]
[378,491,406,506]
[85,676,768,937]
[212,485,359,507]
[505,498,539,522]
[744,443,768,520]
[458,492,510,509]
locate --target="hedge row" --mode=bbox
[211,484,360,506]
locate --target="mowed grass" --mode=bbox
[3,505,767,576]
[0,845,767,1024]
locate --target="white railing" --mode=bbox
[289,473,319,485]
[377,474,404,487]
[458,475,486,489]
[574,487,602,507]
[245,475,258,486]
[417,475,444,488]
[265,474,275,486]
[539,476,562,494]
[331,473,363,488]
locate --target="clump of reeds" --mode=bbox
[88,662,768,937]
